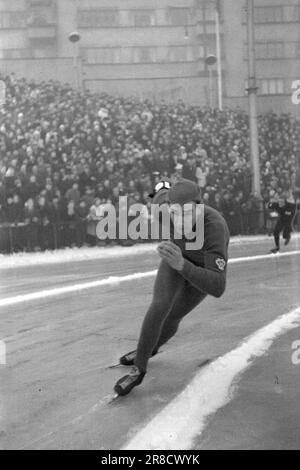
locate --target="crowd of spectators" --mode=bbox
[0,73,299,252]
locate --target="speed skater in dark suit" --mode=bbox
[268,192,297,254]
[114,178,230,397]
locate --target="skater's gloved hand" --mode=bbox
[158,241,184,271]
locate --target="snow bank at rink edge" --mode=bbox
[0,234,299,270]
[123,306,300,450]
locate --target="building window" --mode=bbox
[168,7,190,26]
[245,42,300,60]
[84,48,121,64]
[254,6,284,23]
[29,15,49,26]
[28,0,54,6]
[0,0,26,10]
[156,47,170,63]
[28,9,55,26]
[204,4,217,22]
[78,10,119,28]
[2,49,29,59]
[244,4,300,24]
[283,5,300,22]
[1,47,56,59]
[130,10,155,26]
[27,0,56,26]
[133,47,156,63]
[198,45,205,59]
[253,5,300,24]
[31,46,55,58]
[267,42,284,59]
[260,79,285,95]
[282,42,300,59]
[256,42,284,59]
[120,48,132,63]
[169,46,193,62]
[0,11,27,28]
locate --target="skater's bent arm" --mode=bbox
[180,259,226,298]
[179,220,229,298]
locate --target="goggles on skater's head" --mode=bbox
[148,180,172,198]
[155,181,172,193]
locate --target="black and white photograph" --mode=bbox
[0,0,299,454]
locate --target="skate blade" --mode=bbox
[107,393,121,404]
[107,363,122,370]
[106,350,164,371]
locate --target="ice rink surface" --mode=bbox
[0,236,299,450]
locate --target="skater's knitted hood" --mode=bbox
[167,179,201,206]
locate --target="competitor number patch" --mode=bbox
[215,258,226,271]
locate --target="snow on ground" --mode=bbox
[1,234,299,270]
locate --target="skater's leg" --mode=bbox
[283,223,292,245]
[273,220,283,250]
[134,260,184,373]
[154,282,206,351]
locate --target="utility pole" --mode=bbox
[69,31,81,90]
[205,54,217,108]
[215,0,223,110]
[0,80,6,107]
[246,0,261,198]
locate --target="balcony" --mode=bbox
[27,6,57,40]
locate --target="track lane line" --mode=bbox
[0,251,299,308]
[0,271,157,308]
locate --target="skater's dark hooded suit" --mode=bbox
[114,179,230,396]
[268,193,296,252]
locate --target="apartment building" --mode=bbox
[0,0,299,113]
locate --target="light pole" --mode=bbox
[69,31,81,90]
[0,80,6,107]
[205,54,217,108]
[215,0,223,110]
[246,0,261,199]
